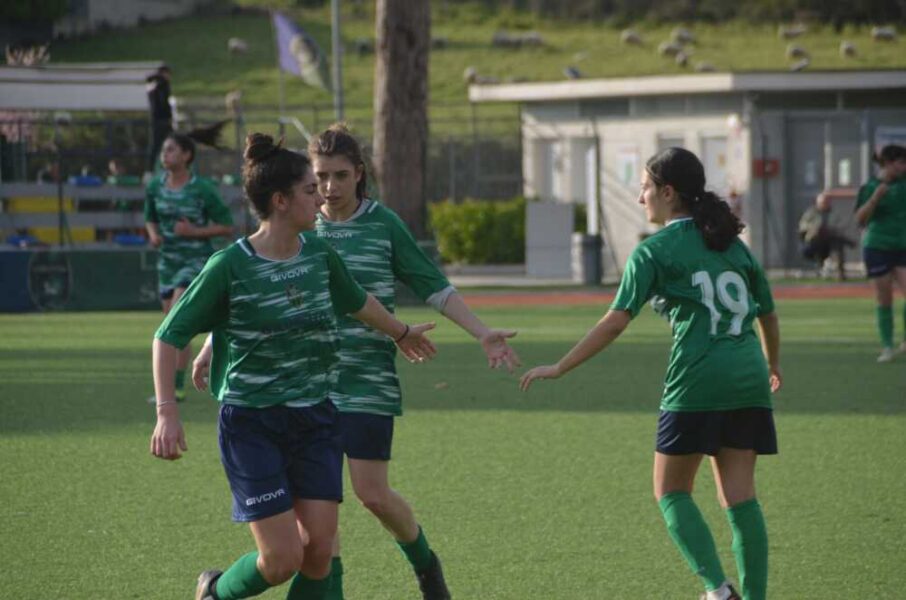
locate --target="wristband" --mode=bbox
[156,399,177,408]
[394,324,410,343]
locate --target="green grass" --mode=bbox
[1,298,905,598]
[49,5,906,133]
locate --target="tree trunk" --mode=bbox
[372,0,430,238]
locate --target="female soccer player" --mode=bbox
[521,147,782,600]
[145,132,234,402]
[854,144,906,362]
[150,133,437,600]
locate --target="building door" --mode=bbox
[787,116,866,268]
[787,119,826,267]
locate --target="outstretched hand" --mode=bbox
[519,364,562,392]
[397,322,437,363]
[480,329,521,372]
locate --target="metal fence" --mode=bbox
[0,100,522,205]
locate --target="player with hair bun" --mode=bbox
[150,132,437,600]
[521,147,782,600]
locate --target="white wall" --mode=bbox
[522,110,750,275]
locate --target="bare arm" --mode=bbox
[145,222,162,247]
[520,309,631,391]
[351,294,437,362]
[150,338,188,460]
[441,292,520,371]
[854,182,888,227]
[756,311,783,393]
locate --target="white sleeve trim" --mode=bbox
[426,285,456,312]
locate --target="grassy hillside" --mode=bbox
[49,3,906,116]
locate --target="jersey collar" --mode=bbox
[665,216,693,227]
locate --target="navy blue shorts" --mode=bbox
[336,412,394,461]
[219,400,343,522]
[656,407,777,456]
[863,247,906,278]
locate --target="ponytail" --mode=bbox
[688,190,743,252]
[645,147,742,252]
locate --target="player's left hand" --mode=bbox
[480,329,521,372]
[519,364,562,391]
[174,218,198,238]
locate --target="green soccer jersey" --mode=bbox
[855,177,906,251]
[155,236,367,409]
[611,218,775,412]
[144,174,234,292]
[311,199,453,416]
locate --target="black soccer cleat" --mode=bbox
[195,569,223,600]
[416,551,451,600]
[699,583,741,600]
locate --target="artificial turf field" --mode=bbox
[1,297,904,599]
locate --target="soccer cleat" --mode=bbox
[699,583,741,600]
[195,569,223,600]
[416,551,451,600]
[877,347,895,363]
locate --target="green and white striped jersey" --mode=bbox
[611,218,775,412]
[144,174,233,289]
[311,199,453,415]
[155,235,367,408]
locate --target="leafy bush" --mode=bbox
[429,196,525,264]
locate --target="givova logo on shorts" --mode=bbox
[245,488,287,506]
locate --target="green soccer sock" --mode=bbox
[175,369,186,391]
[877,305,894,348]
[214,552,271,600]
[659,492,726,592]
[727,498,768,600]
[325,557,344,600]
[286,572,330,600]
[397,525,433,573]
[902,304,906,343]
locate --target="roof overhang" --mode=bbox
[0,62,164,111]
[469,70,906,103]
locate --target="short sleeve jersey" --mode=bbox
[311,199,452,415]
[144,174,234,287]
[855,177,906,251]
[155,236,367,408]
[611,219,775,412]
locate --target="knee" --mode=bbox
[258,547,304,585]
[300,538,333,579]
[357,488,391,517]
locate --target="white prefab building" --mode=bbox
[470,70,906,276]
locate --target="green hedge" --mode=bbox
[429,197,525,264]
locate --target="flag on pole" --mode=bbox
[271,11,332,92]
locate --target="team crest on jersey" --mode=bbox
[286,284,304,308]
